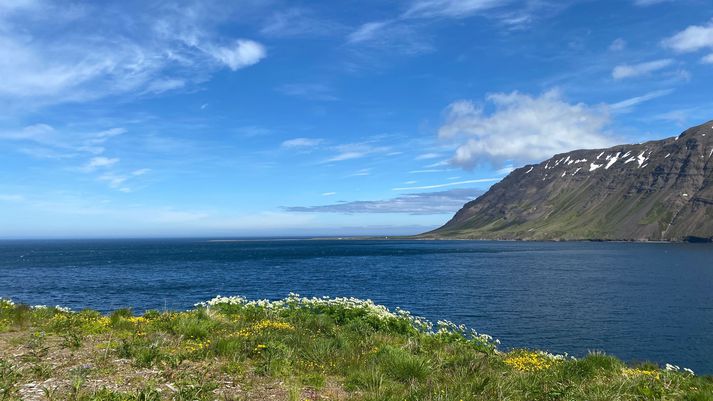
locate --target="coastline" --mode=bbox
[1,295,709,400]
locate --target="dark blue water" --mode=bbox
[1,239,712,373]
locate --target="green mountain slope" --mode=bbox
[423,120,713,241]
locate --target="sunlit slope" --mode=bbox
[424,120,713,241]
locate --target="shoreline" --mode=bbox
[1,295,709,400]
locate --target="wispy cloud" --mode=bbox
[403,0,508,19]
[438,90,612,168]
[612,59,674,80]
[0,124,126,157]
[261,8,346,38]
[393,178,500,191]
[82,156,119,172]
[281,137,324,149]
[415,152,443,160]
[347,0,563,53]
[322,142,391,163]
[609,89,674,111]
[285,188,485,215]
[0,1,266,110]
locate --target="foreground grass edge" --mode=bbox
[0,295,711,401]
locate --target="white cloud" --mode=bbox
[85,156,119,170]
[348,21,393,43]
[325,151,366,162]
[438,90,613,168]
[415,153,442,160]
[662,20,713,53]
[612,59,674,80]
[208,40,266,71]
[403,0,507,19]
[702,53,713,64]
[131,168,151,176]
[393,178,500,191]
[0,2,266,109]
[321,192,336,196]
[281,137,324,149]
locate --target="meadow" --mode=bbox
[0,295,711,401]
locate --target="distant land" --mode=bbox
[422,120,713,242]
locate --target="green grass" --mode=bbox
[0,296,710,401]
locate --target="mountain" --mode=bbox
[423,120,713,242]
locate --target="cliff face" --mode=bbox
[425,120,713,241]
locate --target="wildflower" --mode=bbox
[504,351,559,372]
[665,363,680,372]
[622,368,660,380]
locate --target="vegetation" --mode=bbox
[0,296,711,401]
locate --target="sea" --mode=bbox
[1,239,712,374]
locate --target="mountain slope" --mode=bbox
[423,120,713,241]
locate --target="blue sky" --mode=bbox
[1,0,713,238]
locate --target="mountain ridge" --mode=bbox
[422,120,713,242]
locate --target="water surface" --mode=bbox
[1,239,711,373]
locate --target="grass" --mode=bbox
[0,296,711,401]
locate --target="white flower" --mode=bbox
[665,363,680,372]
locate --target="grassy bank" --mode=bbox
[0,296,710,401]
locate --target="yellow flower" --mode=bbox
[504,351,556,372]
[622,368,660,380]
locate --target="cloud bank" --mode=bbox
[285,188,485,215]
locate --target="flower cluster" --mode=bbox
[198,293,497,350]
[0,298,15,308]
[622,368,660,379]
[234,319,294,338]
[665,364,695,375]
[504,351,561,372]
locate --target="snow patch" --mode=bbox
[605,152,621,169]
[637,151,647,168]
[525,166,534,174]
[665,153,671,159]
[590,162,603,172]
[597,152,604,159]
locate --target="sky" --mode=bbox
[1,0,713,238]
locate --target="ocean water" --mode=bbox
[1,239,712,373]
